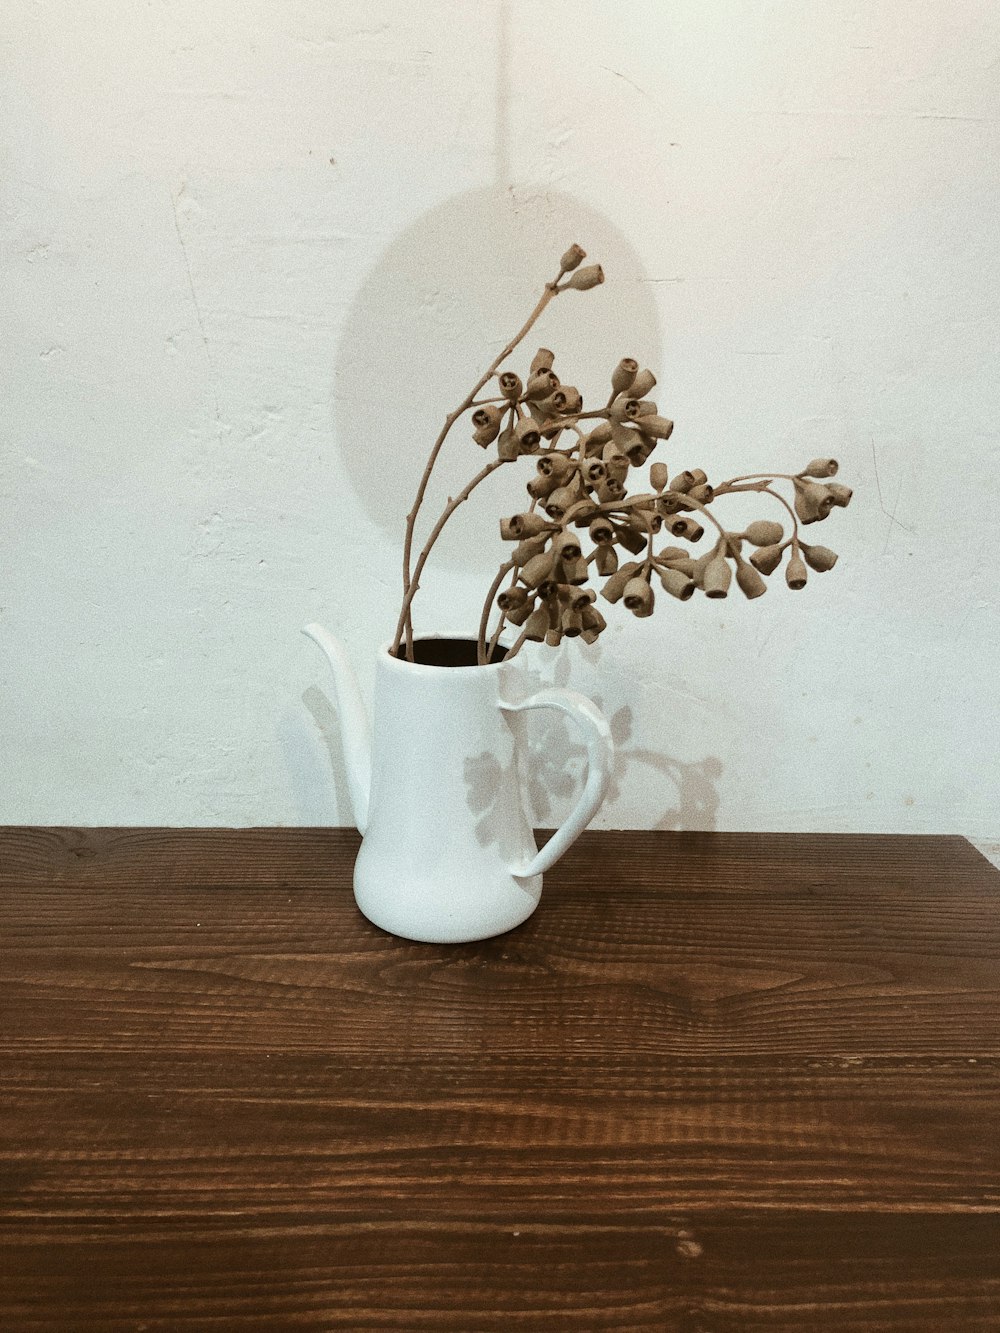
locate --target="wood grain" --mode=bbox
[2,828,999,1329]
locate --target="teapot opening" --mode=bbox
[391,638,509,668]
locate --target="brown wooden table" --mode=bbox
[2,828,999,1330]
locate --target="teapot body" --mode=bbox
[355,639,544,942]
[303,628,614,944]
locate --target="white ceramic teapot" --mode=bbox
[303,625,614,943]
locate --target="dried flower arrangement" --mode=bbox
[390,245,852,666]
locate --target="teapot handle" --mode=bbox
[501,688,614,879]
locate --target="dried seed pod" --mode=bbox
[800,458,839,479]
[539,389,568,416]
[588,421,613,445]
[611,357,639,396]
[668,516,705,542]
[529,347,555,375]
[527,473,559,500]
[743,520,785,547]
[623,576,655,617]
[524,607,550,642]
[688,482,714,505]
[475,413,505,446]
[581,604,607,634]
[496,429,520,461]
[497,585,529,612]
[630,368,657,397]
[525,370,558,401]
[690,552,716,588]
[702,555,731,599]
[517,535,549,567]
[793,479,836,524]
[520,551,556,588]
[596,478,626,504]
[658,566,696,601]
[626,436,655,467]
[504,598,535,626]
[504,511,550,540]
[609,396,639,423]
[565,264,604,291]
[498,371,522,401]
[582,458,607,486]
[735,559,767,600]
[472,404,503,433]
[786,550,808,589]
[601,562,641,603]
[536,451,574,482]
[657,545,689,564]
[557,385,583,415]
[543,485,579,520]
[560,607,584,637]
[560,243,586,272]
[570,586,597,611]
[545,628,564,647]
[511,535,547,565]
[615,524,649,556]
[650,462,669,493]
[589,516,615,544]
[602,445,629,478]
[562,557,590,586]
[573,500,601,525]
[513,417,542,451]
[595,544,619,577]
[801,542,838,572]
[552,530,582,561]
[670,470,696,493]
[749,542,785,575]
[655,492,686,516]
[629,506,662,535]
[637,414,674,440]
[826,483,853,508]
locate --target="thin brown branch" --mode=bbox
[477,560,516,666]
[395,265,570,659]
[392,458,510,657]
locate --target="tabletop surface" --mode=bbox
[2,826,999,1330]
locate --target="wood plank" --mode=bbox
[2,1214,999,1330]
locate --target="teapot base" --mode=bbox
[353,866,542,944]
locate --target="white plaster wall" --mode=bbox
[3,1,998,857]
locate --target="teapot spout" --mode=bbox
[302,623,371,834]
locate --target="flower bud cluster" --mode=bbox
[406,244,859,664]
[481,346,853,645]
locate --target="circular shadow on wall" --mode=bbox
[333,186,662,572]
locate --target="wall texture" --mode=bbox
[3,1,999,859]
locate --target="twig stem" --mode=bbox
[395,268,567,660]
[392,459,510,657]
[477,561,516,666]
